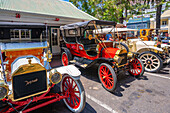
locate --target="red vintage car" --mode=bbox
[60,20,145,92]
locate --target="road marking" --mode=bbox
[145,72,170,80]
[86,93,118,113]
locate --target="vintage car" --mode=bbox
[97,28,170,73]
[60,20,144,92]
[161,36,170,45]
[140,29,170,45]
[0,41,85,112]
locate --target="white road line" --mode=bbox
[145,72,170,80]
[86,93,118,113]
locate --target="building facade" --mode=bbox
[127,17,150,35]
[150,9,170,36]
[0,0,97,54]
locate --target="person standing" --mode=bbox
[106,32,112,40]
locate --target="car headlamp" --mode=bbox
[0,80,9,100]
[127,52,134,59]
[49,69,62,84]
[113,55,122,64]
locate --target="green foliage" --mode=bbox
[69,0,131,23]
[69,0,168,24]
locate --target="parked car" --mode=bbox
[0,40,85,113]
[126,29,170,72]
[161,36,170,45]
[140,29,170,45]
[97,28,170,73]
[60,20,144,92]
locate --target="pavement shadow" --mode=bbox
[79,66,100,83]
[154,63,170,74]
[112,74,148,97]
[80,66,149,97]
[81,103,97,113]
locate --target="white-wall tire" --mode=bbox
[139,51,163,72]
[60,75,86,112]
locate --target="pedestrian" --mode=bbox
[106,32,112,40]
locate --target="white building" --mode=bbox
[0,0,97,54]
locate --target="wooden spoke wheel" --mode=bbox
[128,58,144,77]
[61,52,69,66]
[61,75,85,112]
[139,51,163,72]
[98,63,117,92]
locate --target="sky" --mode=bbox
[62,0,69,1]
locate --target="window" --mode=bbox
[51,29,58,45]
[10,29,31,39]
[162,21,167,25]
[10,29,19,39]
[68,29,77,35]
[42,30,47,38]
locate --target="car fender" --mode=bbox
[56,65,81,80]
[161,43,170,48]
[61,47,72,60]
[137,46,163,53]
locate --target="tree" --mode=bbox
[69,0,131,23]
[130,0,167,34]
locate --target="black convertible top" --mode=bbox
[60,20,117,30]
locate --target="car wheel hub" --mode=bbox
[146,59,152,64]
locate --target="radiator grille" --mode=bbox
[12,70,47,100]
[119,53,127,65]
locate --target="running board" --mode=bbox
[69,57,92,68]
[70,60,88,68]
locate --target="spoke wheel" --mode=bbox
[139,51,163,72]
[61,52,69,66]
[128,58,144,77]
[61,75,85,112]
[98,63,117,92]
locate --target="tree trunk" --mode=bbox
[125,8,127,19]
[120,10,124,24]
[156,1,162,35]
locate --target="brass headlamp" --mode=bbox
[49,69,62,84]
[113,55,122,64]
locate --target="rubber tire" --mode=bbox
[128,58,145,78]
[61,47,73,61]
[61,52,69,66]
[98,63,117,92]
[139,51,163,73]
[60,75,86,113]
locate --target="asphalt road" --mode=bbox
[3,55,169,113]
[29,56,170,113]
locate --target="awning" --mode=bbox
[60,20,117,30]
[95,28,138,34]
